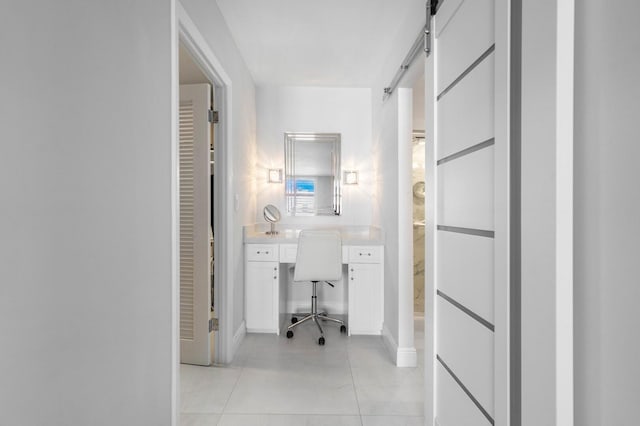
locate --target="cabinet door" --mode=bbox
[245,261,278,333]
[348,263,383,334]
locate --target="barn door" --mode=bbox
[425,0,510,424]
[179,83,212,366]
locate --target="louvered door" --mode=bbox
[180,84,212,366]
[426,0,510,424]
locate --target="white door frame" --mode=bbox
[171,2,235,424]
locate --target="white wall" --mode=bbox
[180,0,257,340]
[0,2,173,424]
[574,1,640,424]
[0,1,256,424]
[412,72,426,132]
[375,89,415,360]
[256,86,373,226]
[521,1,575,424]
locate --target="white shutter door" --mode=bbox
[180,83,212,366]
[426,0,510,424]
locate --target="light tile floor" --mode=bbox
[181,316,425,426]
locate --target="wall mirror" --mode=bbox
[284,132,341,216]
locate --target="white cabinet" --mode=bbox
[245,244,279,334]
[348,252,384,335]
[244,242,383,336]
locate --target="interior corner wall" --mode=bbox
[574,1,640,424]
[255,86,373,226]
[370,8,426,355]
[0,2,173,425]
[180,0,257,342]
[376,91,401,345]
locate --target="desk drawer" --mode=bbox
[348,246,382,263]
[246,244,278,261]
[279,244,298,263]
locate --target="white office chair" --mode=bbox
[286,230,347,345]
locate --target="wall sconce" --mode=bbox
[268,168,283,183]
[343,170,359,185]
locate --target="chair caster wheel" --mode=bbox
[318,336,325,345]
[291,317,298,324]
[286,330,294,339]
[340,325,347,333]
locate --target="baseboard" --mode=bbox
[232,321,246,358]
[382,322,418,367]
[396,346,418,367]
[382,322,398,363]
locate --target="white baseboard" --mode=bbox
[396,346,418,367]
[232,321,246,358]
[382,322,398,362]
[245,327,278,334]
[382,322,418,367]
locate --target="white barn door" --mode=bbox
[425,0,510,424]
[179,84,212,366]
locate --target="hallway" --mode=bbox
[180,317,425,426]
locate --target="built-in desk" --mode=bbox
[243,225,385,336]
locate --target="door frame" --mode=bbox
[171,2,235,423]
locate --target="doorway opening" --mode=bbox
[178,43,217,366]
[410,70,426,321]
[173,0,236,382]
[173,4,235,422]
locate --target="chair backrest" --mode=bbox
[293,230,342,282]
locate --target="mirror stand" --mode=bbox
[266,222,278,235]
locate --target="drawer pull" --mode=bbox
[266,251,269,254]
[273,276,277,279]
[350,277,354,280]
[256,251,261,254]
[274,267,277,271]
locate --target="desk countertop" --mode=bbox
[243,224,385,245]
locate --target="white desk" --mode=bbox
[243,225,385,336]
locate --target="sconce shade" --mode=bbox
[343,170,359,185]
[268,168,283,183]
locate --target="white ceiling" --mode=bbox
[216,0,425,87]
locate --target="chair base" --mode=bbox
[286,281,347,344]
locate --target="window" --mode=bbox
[286,178,317,215]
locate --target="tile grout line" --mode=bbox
[215,359,247,425]
[346,344,365,426]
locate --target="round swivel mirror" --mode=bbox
[263,204,281,235]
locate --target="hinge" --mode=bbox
[209,317,219,332]
[208,109,219,124]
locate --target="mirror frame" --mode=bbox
[284,132,341,216]
[263,204,281,235]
